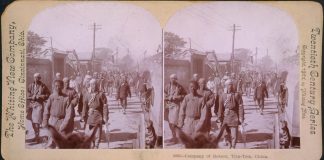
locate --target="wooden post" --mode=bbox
[139,113,145,149]
[273,113,280,149]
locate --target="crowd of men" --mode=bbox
[165,70,290,149]
[27,69,157,149]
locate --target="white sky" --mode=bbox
[29,2,162,61]
[29,2,298,62]
[165,2,299,62]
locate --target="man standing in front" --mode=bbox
[82,79,109,148]
[164,74,186,144]
[27,73,50,143]
[218,79,244,149]
[98,72,107,93]
[178,80,205,137]
[116,77,131,114]
[43,80,74,148]
[254,79,269,115]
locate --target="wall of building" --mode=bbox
[27,57,53,92]
[164,59,191,89]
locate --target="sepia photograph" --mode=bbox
[25,2,163,149]
[163,2,300,149]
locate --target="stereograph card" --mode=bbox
[1,1,322,160]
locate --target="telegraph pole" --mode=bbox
[89,22,101,72]
[189,38,192,50]
[229,24,241,73]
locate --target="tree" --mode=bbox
[164,32,187,56]
[27,31,47,55]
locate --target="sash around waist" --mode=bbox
[50,114,65,119]
[185,116,200,120]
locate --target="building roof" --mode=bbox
[215,53,232,61]
[77,52,93,60]
[167,49,206,61]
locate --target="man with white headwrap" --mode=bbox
[221,72,230,86]
[192,73,199,82]
[164,74,186,144]
[27,73,50,143]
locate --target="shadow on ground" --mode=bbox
[246,133,272,143]
[108,132,137,142]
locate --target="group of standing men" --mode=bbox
[27,70,134,149]
[165,72,244,149]
[165,70,289,148]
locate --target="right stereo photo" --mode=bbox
[163,2,300,149]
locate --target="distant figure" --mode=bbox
[254,80,269,115]
[106,72,114,97]
[206,76,215,92]
[244,72,253,97]
[236,77,244,95]
[230,73,238,93]
[214,73,222,93]
[116,77,131,114]
[55,72,62,80]
[192,73,199,82]
[221,72,230,86]
[98,73,107,92]
[83,71,92,89]
[52,72,62,91]
[93,72,98,80]
[69,74,79,93]
[75,72,83,89]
